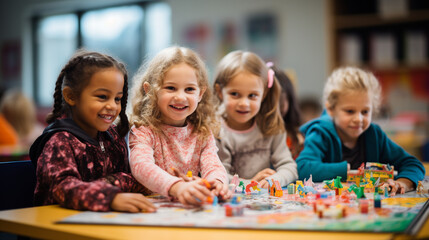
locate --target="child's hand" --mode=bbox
[168,167,200,182]
[251,168,276,182]
[169,180,212,206]
[111,193,157,213]
[211,180,232,200]
[383,178,414,196]
[258,179,269,188]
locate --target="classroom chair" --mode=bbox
[0,160,36,211]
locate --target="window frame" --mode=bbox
[31,1,157,107]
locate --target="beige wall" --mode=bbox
[0,0,329,101]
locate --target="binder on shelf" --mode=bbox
[370,33,397,68]
[377,0,408,19]
[339,34,362,66]
[405,31,427,66]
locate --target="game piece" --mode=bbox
[304,174,314,187]
[374,193,381,208]
[347,162,394,189]
[224,204,244,217]
[201,179,211,189]
[287,183,295,194]
[359,199,369,214]
[267,179,283,197]
[417,181,424,195]
[237,181,245,193]
[231,174,239,187]
[245,181,261,195]
[295,180,304,192]
[58,181,429,233]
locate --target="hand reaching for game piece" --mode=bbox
[252,168,276,182]
[111,193,157,213]
[211,179,232,201]
[383,178,414,196]
[258,179,269,188]
[168,180,213,206]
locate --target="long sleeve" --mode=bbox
[370,125,425,187]
[102,172,152,194]
[129,127,181,197]
[217,122,297,186]
[269,133,298,186]
[296,126,347,182]
[35,134,121,211]
[199,134,228,184]
[216,137,235,182]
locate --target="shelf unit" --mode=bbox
[329,0,429,70]
[328,0,429,161]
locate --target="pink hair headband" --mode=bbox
[266,62,274,88]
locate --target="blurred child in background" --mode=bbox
[30,50,155,212]
[0,90,44,149]
[269,63,304,159]
[213,51,298,188]
[128,46,230,206]
[296,67,425,195]
[0,87,18,147]
[299,97,322,125]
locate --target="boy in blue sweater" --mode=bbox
[296,67,425,195]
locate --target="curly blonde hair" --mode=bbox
[213,50,284,136]
[129,46,219,138]
[323,66,381,113]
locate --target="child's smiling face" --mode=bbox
[327,90,372,148]
[66,67,124,138]
[218,71,264,131]
[156,63,205,127]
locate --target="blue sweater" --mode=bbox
[296,114,425,186]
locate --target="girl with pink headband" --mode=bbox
[213,50,298,188]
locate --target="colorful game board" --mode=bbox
[58,178,429,234]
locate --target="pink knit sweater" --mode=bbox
[129,124,228,197]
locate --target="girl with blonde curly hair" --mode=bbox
[129,46,230,205]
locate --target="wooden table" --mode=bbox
[0,203,428,240]
[1,162,428,240]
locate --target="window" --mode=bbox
[35,14,78,107]
[34,2,171,107]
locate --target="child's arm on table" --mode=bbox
[103,172,153,194]
[111,193,156,212]
[37,136,136,212]
[168,180,213,206]
[216,137,235,181]
[263,132,298,188]
[374,124,425,189]
[103,173,156,212]
[296,130,347,182]
[169,168,231,201]
[210,179,232,200]
[199,134,231,199]
[129,128,193,198]
[252,168,276,188]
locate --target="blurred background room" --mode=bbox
[0,0,428,162]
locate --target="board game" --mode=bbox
[58,177,429,234]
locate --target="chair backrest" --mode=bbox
[0,160,36,210]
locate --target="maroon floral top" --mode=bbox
[30,118,149,211]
